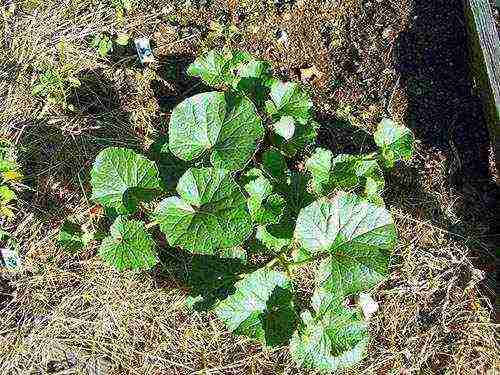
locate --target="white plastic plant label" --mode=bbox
[134,37,155,64]
[0,247,21,271]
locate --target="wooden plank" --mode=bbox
[465,0,500,181]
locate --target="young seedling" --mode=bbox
[0,138,22,221]
[91,33,113,58]
[31,67,81,111]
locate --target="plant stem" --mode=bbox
[278,254,293,279]
[286,253,326,268]
[145,220,158,229]
[264,257,279,269]
[364,151,378,160]
[264,247,292,269]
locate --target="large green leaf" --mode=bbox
[374,118,414,168]
[305,148,385,203]
[311,256,386,316]
[292,193,392,370]
[270,120,319,157]
[290,307,368,371]
[266,80,313,123]
[168,92,264,171]
[153,168,252,254]
[214,268,297,347]
[243,168,285,226]
[186,253,247,311]
[98,216,158,271]
[187,49,252,88]
[261,148,289,183]
[255,210,295,253]
[294,192,396,263]
[90,147,163,214]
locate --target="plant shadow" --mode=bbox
[67,68,121,115]
[151,53,211,113]
[154,245,299,346]
[316,113,378,156]
[156,247,249,312]
[260,285,298,347]
[17,69,140,223]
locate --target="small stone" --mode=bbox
[276,30,288,47]
[358,293,379,320]
[299,65,323,82]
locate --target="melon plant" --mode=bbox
[84,49,414,372]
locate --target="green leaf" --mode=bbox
[305,148,333,193]
[261,148,289,183]
[267,80,313,123]
[242,168,273,200]
[153,168,253,254]
[91,147,163,214]
[0,186,16,204]
[168,92,264,171]
[214,268,297,347]
[249,171,310,250]
[311,256,386,316]
[115,33,130,46]
[358,160,385,205]
[249,194,285,226]
[236,60,272,107]
[270,120,318,157]
[255,210,295,253]
[187,49,252,88]
[237,60,271,80]
[122,0,133,11]
[0,160,17,172]
[306,148,385,203]
[243,169,285,226]
[374,118,414,168]
[93,34,113,57]
[0,206,15,220]
[98,216,158,271]
[294,192,396,265]
[290,307,368,371]
[58,220,92,253]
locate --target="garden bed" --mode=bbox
[0,0,497,374]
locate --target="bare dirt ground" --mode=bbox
[0,0,498,374]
